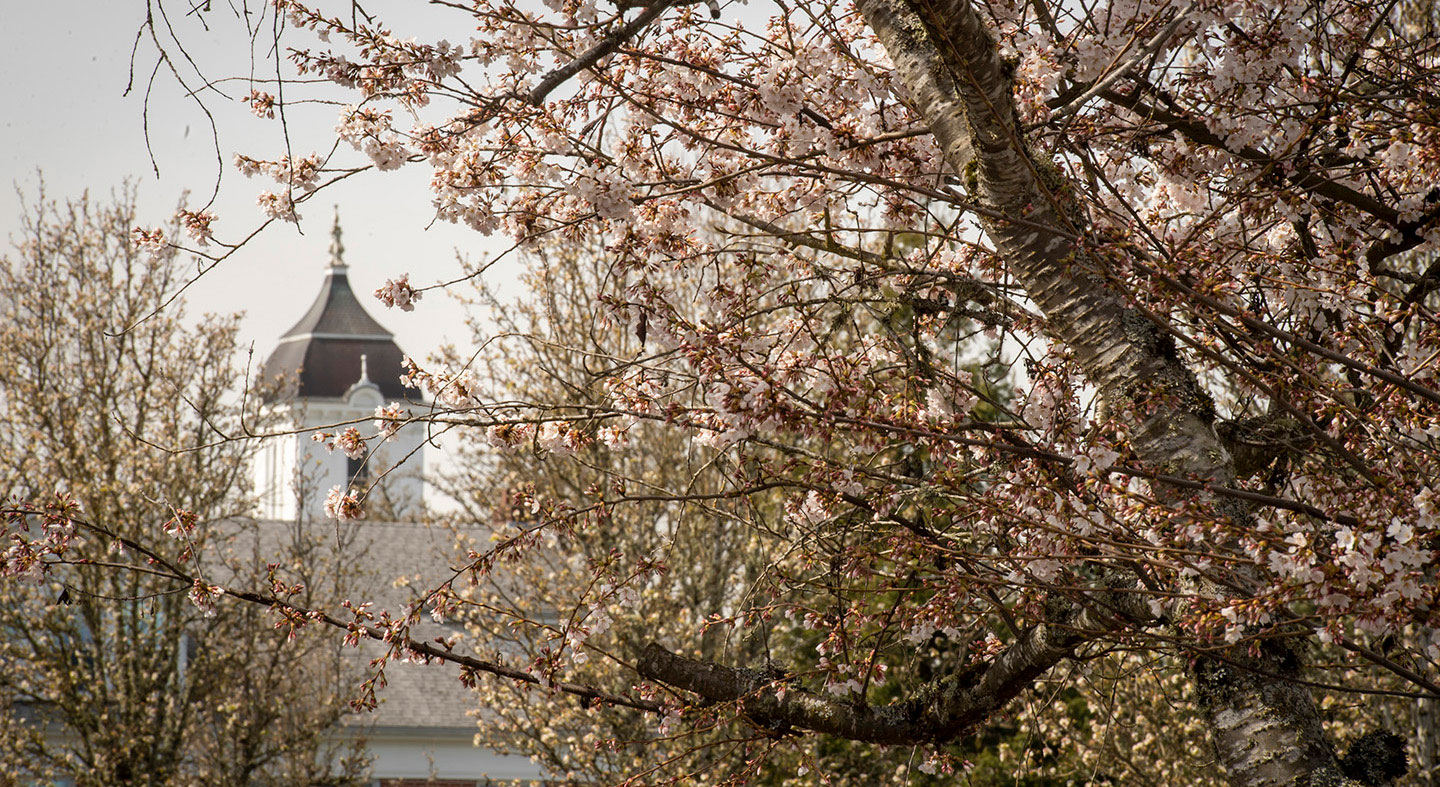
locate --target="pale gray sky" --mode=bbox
[0,0,498,368]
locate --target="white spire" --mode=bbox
[329,206,346,270]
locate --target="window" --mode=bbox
[347,452,369,489]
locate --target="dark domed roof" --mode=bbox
[261,216,409,402]
[276,267,392,338]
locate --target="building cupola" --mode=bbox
[253,210,424,521]
[261,212,409,401]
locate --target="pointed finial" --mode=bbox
[329,206,345,268]
[358,354,371,385]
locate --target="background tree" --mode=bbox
[75,0,1440,784]
[438,238,1036,784]
[434,239,775,783]
[0,185,367,787]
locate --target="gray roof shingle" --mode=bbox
[219,518,487,732]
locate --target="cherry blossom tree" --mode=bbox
[436,237,1065,784]
[0,186,368,787]
[48,0,1440,783]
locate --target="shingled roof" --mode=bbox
[221,518,505,734]
[261,216,410,401]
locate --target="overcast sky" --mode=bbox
[0,1,499,367]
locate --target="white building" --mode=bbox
[254,216,545,786]
[254,215,425,522]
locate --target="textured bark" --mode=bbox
[1195,643,1341,785]
[858,0,1225,477]
[638,599,1130,743]
[851,1,1359,785]
[636,2,1390,783]
[1419,693,1440,786]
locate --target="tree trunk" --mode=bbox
[850,0,1376,784]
